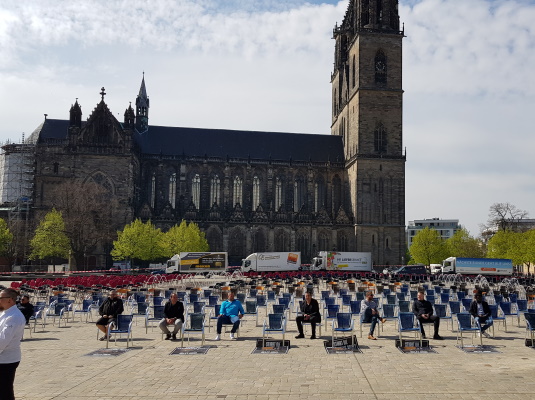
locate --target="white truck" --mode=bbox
[165,252,228,273]
[241,252,301,272]
[442,257,513,275]
[311,251,372,272]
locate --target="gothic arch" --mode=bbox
[228,227,246,259]
[206,226,223,251]
[375,49,387,86]
[83,170,115,194]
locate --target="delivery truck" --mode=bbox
[241,252,301,272]
[165,252,228,273]
[311,251,372,272]
[442,257,513,275]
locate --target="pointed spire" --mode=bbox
[136,72,149,132]
[69,98,82,128]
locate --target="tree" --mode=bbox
[485,202,529,233]
[0,218,14,256]
[409,227,448,266]
[446,228,485,258]
[161,220,209,258]
[49,181,120,270]
[29,209,70,264]
[486,230,525,265]
[523,230,535,275]
[111,219,165,262]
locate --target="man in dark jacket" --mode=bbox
[470,291,493,338]
[96,290,124,341]
[412,291,443,340]
[159,293,184,340]
[16,295,34,324]
[295,291,321,339]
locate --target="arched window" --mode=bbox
[168,173,176,208]
[252,176,260,210]
[275,178,283,211]
[375,50,387,86]
[192,174,201,209]
[233,176,242,206]
[338,234,348,252]
[314,180,325,212]
[210,175,220,206]
[150,174,156,209]
[318,232,329,251]
[374,123,387,153]
[296,233,310,260]
[294,177,305,212]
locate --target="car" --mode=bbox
[393,265,429,275]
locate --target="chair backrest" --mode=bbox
[152,305,165,319]
[336,312,352,329]
[256,295,267,307]
[410,290,418,300]
[461,298,472,311]
[341,294,352,305]
[273,304,286,315]
[193,301,205,313]
[153,296,164,306]
[245,300,257,314]
[177,292,187,301]
[213,304,221,317]
[426,295,436,305]
[448,301,461,314]
[457,313,473,330]
[326,304,340,318]
[398,300,410,313]
[396,292,406,301]
[387,294,397,304]
[324,297,336,307]
[249,289,258,298]
[116,314,133,330]
[349,300,361,314]
[188,313,204,330]
[203,290,212,298]
[457,291,466,301]
[339,289,348,296]
[282,292,292,300]
[382,288,391,297]
[208,295,219,306]
[499,301,512,315]
[440,293,450,304]
[267,291,276,301]
[189,293,199,303]
[509,293,518,303]
[434,286,442,294]
[383,304,396,318]
[268,313,284,330]
[517,299,528,312]
[236,293,246,303]
[434,303,447,318]
[398,312,416,330]
[278,297,290,308]
[356,292,365,301]
[82,299,92,311]
[489,304,500,318]
[494,293,503,304]
[54,303,66,314]
[524,312,535,329]
[321,290,331,299]
[136,302,149,315]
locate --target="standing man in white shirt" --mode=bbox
[0,288,26,400]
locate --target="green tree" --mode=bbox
[0,218,14,256]
[111,219,165,262]
[486,230,524,265]
[446,228,485,258]
[29,209,70,264]
[161,220,209,258]
[409,227,448,266]
[523,230,535,275]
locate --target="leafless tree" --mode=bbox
[485,202,529,233]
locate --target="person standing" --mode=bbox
[159,293,184,340]
[215,292,244,340]
[0,288,26,400]
[96,290,124,341]
[295,291,321,339]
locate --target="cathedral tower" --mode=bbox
[136,74,149,132]
[332,0,406,265]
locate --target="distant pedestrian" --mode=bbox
[0,288,27,400]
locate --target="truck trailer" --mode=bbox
[241,252,301,272]
[165,252,228,273]
[442,257,513,275]
[311,251,372,272]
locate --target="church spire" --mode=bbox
[69,98,82,128]
[135,72,149,132]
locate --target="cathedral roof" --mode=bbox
[28,119,344,163]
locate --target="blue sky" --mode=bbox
[1,0,534,236]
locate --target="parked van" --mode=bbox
[394,265,429,275]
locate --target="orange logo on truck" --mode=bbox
[481,268,496,271]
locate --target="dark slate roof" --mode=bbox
[29,119,344,163]
[137,126,344,162]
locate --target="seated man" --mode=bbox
[470,291,492,338]
[295,291,321,339]
[159,293,184,340]
[360,291,386,340]
[215,292,244,340]
[16,295,34,324]
[96,290,124,341]
[412,291,443,340]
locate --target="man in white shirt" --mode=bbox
[0,288,26,400]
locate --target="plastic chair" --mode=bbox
[456,312,482,348]
[524,312,535,347]
[398,300,410,313]
[146,305,165,333]
[489,304,506,333]
[461,298,472,312]
[386,294,397,305]
[107,314,133,348]
[341,294,353,311]
[244,300,259,326]
[499,302,516,329]
[73,299,93,322]
[433,303,452,331]
[440,292,450,304]
[45,303,66,327]
[516,300,528,326]
[181,313,205,347]
[262,313,286,347]
[208,304,221,332]
[331,312,355,349]
[325,304,340,330]
[398,312,422,347]
[256,295,268,316]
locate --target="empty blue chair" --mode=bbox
[146,305,165,333]
[396,292,406,302]
[208,295,219,307]
[499,302,516,329]
[209,304,221,332]
[132,302,149,326]
[457,291,466,301]
[398,312,422,347]
[524,312,535,347]
[262,313,286,347]
[325,304,340,330]
[203,289,212,298]
[461,298,472,312]
[356,292,365,301]
[341,294,353,311]
[267,291,277,302]
[489,304,506,332]
[107,314,133,348]
[45,303,66,327]
[516,300,528,326]
[74,299,93,322]
[386,294,397,305]
[152,296,164,306]
[332,312,355,348]
[509,293,518,303]
[181,312,205,347]
[236,293,246,304]
[434,303,452,331]
[426,295,436,305]
[456,312,482,348]
[398,300,410,313]
[245,300,259,326]
[189,293,199,303]
[193,301,205,314]
[440,293,450,304]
